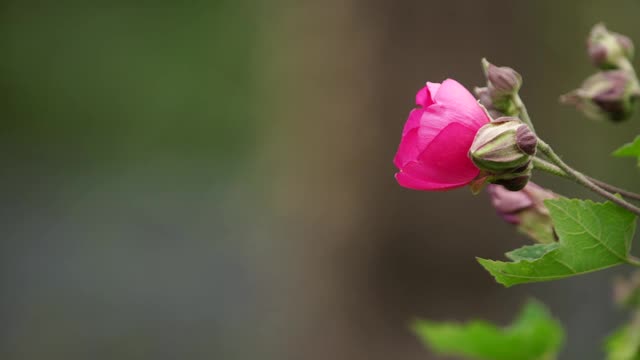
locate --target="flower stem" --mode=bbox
[590,178,640,201]
[513,94,536,133]
[532,157,567,178]
[532,157,640,201]
[536,139,640,216]
[629,255,640,267]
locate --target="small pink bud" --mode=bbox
[474,86,503,119]
[486,64,522,96]
[487,182,559,244]
[480,59,523,115]
[587,23,634,69]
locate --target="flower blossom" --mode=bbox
[394,79,490,190]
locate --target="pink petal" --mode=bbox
[426,82,441,98]
[415,86,429,107]
[415,83,440,107]
[500,213,521,225]
[433,79,489,128]
[393,128,421,168]
[401,108,424,136]
[413,122,480,184]
[487,184,533,213]
[416,104,482,151]
[395,104,486,182]
[416,82,440,108]
[395,160,472,191]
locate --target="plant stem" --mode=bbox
[537,139,640,216]
[513,94,536,134]
[532,157,640,201]
[629,255,640,267]
[532,157,567,178]
[590,178,640,202]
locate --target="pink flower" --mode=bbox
[393,79,490,190]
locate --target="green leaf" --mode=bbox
[506,243,560,261]
[606,319,640,360]
[478,198,637,287]
[613,136,640,166]
[413,300,564,360]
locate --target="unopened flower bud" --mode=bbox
[474,86,503,119]
[469,118,537,175]
[483,59,523,95]
[588,23,634,69]
[487,182,559,244]
[492,169,532,192]
[560,70,640,122]
[481,59,523,115]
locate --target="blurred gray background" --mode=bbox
[2,1,640,359]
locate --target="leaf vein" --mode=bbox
[548,202,627,262]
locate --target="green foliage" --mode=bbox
[413,300,564,360]
[606,322,640,360]
[505,243,560,261]
[613,136,640,166]
[479,198,637,287]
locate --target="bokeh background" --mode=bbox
[2,1,640,359]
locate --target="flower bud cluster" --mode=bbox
[563,24,640,122]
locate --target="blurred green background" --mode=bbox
[2,1,640,359]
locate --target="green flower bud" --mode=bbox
[588,23,634,69]
[481,59,523,115]
[560,70,640,122]
[469,118,537,176]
